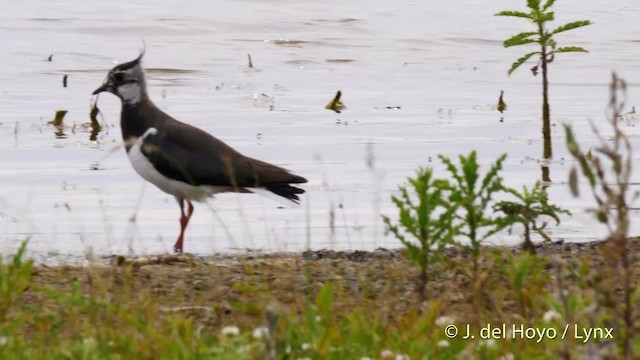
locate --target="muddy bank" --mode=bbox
[22,239,639,333]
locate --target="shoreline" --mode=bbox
[64,237,627,268]
[11,236,629,268]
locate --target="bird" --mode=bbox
[92,51,307,254]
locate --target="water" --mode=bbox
[1,0,640,262]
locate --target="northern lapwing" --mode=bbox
[93,51,307,253]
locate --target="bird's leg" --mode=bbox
[174,199,186,253]
[174,199,194,253]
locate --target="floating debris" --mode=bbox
[62,74,68,88]
[497,90,507,113]
[270,39,315,46]
[47,110,68,139]
[89,161,101,171]
[89,99,103,141]
[14,121,19,146]
[248,54,254,69]
[90,100,101,125]
[67,99,105,141]
[326,59,355,63]
[622,106,637,122]
[48,110,67,127]
[569,167,579,197]
[325,90,346,113]
[253,93,274,108]
[145,68,198,74]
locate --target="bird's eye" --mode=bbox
[113,72,125,82]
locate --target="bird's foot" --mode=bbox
[173,239,184,254]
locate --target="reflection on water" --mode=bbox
[1,0,640,261]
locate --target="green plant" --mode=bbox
[274,283,454,359]
[0,241,32,324]
[439,151,508,312]
[495,180,570,253]
[496,0,591,162]
[440,152,506,263]
[382,167,456,304]
[495,250,549,320]
[564,73,636,358]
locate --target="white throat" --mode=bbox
[117,83,142,105]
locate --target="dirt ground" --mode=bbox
[24,239,640,331]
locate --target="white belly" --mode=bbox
[127,129,227,201]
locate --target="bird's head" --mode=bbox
[93,50,147,105]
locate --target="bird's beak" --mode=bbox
[92,80,113,95]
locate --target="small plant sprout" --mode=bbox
[494,180,570,253]
[382,167,456,304]
[496,0,591,163]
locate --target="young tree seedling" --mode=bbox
[496,0,591,162]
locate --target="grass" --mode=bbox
[0,239,638,359]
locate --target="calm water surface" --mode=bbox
[1,0,640,263]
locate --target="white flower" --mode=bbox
[360,357,373,360]
[395,354,410,360]
[435,316,454,327]
[380,349,395,359]
[83,337,96,347]
[296,358,312,360]
[498,354,515,360]
[207,346,223,354]
[0,337,8,346]
[479,339,497,349]
[252,326,269,340]
[437,340,450,347]
[221,325,240,336]
[301,343,312,351]
[543,310,562,323]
